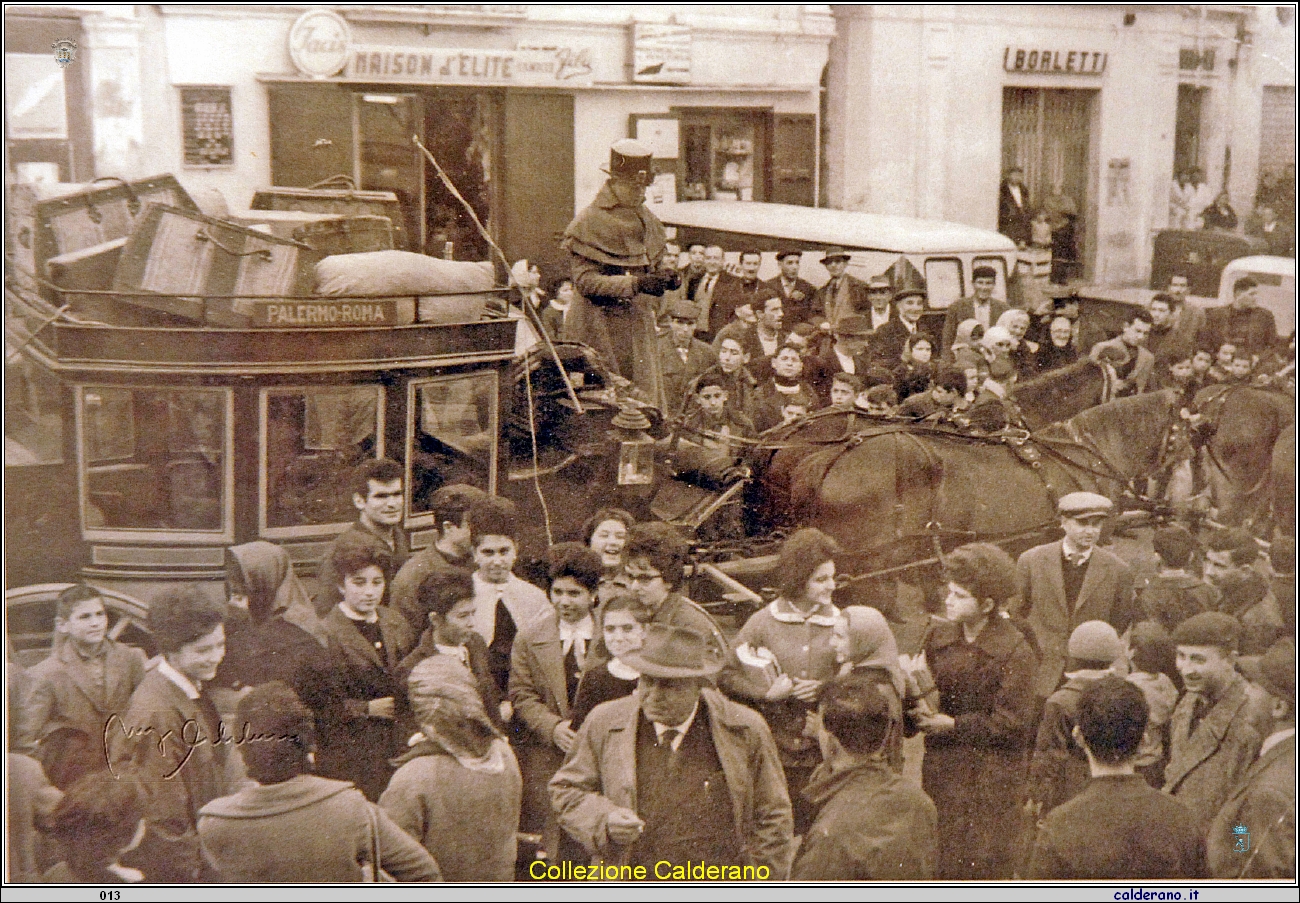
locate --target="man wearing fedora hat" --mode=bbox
[813,248,869,329]
[561,139,680,409]
[549,623,793,876]
[1015,492,1137,700]
[867,286,930,368]
[1207,638,1295,878]
[806,314,872,405]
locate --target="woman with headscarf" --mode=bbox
[1036,315,1080,373]
[381,655,522,882]
[996,309,1038,380]
[212,541,330,718]
[828,606,907,770]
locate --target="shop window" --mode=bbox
[408,372,497,519]
[4,15,94,181]
[675,109,770,203]
[79,386,229,534]
[924,259,965,309]
[5,349,64,465]
[261,386,383,534]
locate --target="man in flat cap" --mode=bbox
[1207,638,1296,878]
[1165,612,1271,835]
[763,250,819,329]
[813,248,869,330]
[550,624,793,877]
[562,139,680,409]
[942,265,1009,354]
[868,286,930,368]
[658,298,718,416]
[1197,275,1279,357]
[1016,492,1137,700]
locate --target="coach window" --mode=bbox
[407,372,498,525]
[972,256,1010,301]
[78,386,232,540]
[924,259,965,309]
[5,349,63,465]
[260,386,384,537]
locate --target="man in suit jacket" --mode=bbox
[659,297,718,414]
[1207,638,1295,879]
[999,167,1032,247]
[806,314,872,405]
[813,248,870,328]
[1197,276,1280,357]
[690,245,727,340]
[1016,492,1137,699]
[868,287,929,368]
[709,250,770,337]
[110,591,229,883]
[1164,613,1270,835]
[763,250,820,328]
[1027,677,1206,879]
[1089,310,1155,396]
[942,266,1010,353]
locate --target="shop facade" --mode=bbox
[825,4,1296,286]
[4,5,831,281]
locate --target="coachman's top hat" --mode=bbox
[606,139,655,188]
[620,624,724,679]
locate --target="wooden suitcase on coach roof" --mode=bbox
[10,175,195,278]
[250,185,407,250]
[226,209,345,242]
[112,203,324,326]
[293,214,395,255]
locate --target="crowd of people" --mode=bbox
[6,138,1294,885]
[1170,165,1296,257]
[8,461,1296,882]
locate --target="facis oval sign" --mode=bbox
[289,9,350,78]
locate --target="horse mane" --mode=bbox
[1060,389,1179,480]
[1011,358,1107,430]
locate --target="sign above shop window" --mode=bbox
[289,8,351,78]
[180,86,233,167]
[1003,48,1107,75]
[344,45,594,87]
[632,23,691,84]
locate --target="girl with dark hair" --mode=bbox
[731,527,844,833]
[42,770,146,883]
[568,590,651,730]
[908,542,1037,880]
[312,535,414,801]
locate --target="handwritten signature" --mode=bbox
[103,714,294,780]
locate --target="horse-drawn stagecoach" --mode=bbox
[6,176,1292,660]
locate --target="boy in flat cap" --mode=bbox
[1016,492,1136,700]
[1164,612,1271,834]
[1207,638,1296,878]
[658,298,718,416]
[562,139,680,409]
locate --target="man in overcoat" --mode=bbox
[561,139,679,409]
[549,624,793,877]
[1016,492,1136,700]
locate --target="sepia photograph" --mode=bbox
[3,3,1296,894]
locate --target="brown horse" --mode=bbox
[752,390,1180,576]
[1195,384,1296,530]
[1272,422,1295,537]
[1011,358,1112,430]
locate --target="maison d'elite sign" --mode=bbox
[1004,47,1108,74]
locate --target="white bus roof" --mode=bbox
[1221,255,1296,278]
[656,201,1017,256]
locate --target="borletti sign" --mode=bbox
[289,9,351,78]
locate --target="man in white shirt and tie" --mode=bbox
[691,245,726,340]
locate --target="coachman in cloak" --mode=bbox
[561,140,680,410]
